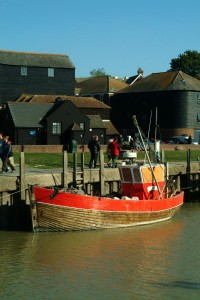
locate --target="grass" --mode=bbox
[12,149,200,169]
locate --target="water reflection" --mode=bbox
[1,204,200,299]
[157,280,200,290]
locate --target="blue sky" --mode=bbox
[1,0,199,78]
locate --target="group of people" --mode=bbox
[0,132,15,173]
[88,135,121,169]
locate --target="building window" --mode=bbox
[21,66,27,76]
[52,122,61,134]
[48,68,54,77]
[79,123,84,130]
[197,113,200,122]
[197,94,200,105]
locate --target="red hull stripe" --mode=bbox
[34,187,184,213]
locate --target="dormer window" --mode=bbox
[48,68,54,77]
[21,66,27,76]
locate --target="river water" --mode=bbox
[1,201,200,300]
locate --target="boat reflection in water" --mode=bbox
[2,206,200,300]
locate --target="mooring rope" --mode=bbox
[0,187,29,199]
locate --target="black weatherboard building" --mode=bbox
[0,96,118,145]
[111,71,200,138]
[0,50,75,104]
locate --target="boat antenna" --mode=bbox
[154,107,161,162]
[145,109,153,162]
[133,115,162,198]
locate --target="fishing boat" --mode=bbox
[33,116,184,232]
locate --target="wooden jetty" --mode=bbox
[0,150,199,230]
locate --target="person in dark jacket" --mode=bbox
[188,135,192,144]
[4,136,15,172]
[88,135,101,168]
[0,132,7,172]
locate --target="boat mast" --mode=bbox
[133,115,162,198]
[154,107,160,162]
[154,107,157,159]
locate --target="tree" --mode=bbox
[169,50,200,79]
[89,68,108,77]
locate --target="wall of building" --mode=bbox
[0,65,75,103]
[111,90,200,138]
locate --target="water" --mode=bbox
[1,203,200,300]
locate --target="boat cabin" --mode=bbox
[118,163,165,200]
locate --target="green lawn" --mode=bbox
[13,149,200,169]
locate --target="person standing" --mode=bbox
[0,132,7,172]
[4,136,15,172]
[188,135,192,144]
[88,135,101,168]
[106,138,113,167]
[109,136,121,168]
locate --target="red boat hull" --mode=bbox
[33,186,184,231]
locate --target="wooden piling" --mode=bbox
[20,152,26,201]
[73,152,77,188]
[186,149,191,196]
[100,150,105,196]
[28,186,38,232]
[62,151,68,188]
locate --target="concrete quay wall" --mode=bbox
[0,162,199,193]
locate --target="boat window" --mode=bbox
[133,168,141,183]
[120,168,132,182]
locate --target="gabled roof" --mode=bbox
[14,94,111,109]
[118,71,200,93]
[78,76,128,94]
[87,115,105,128]
[7,102,53,127]
[0,50,75,68]
[125,68,144,85]
[102,120,119,135]
[75,78,89,85]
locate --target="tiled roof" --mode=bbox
[65,96,110,108]
[0,50,75,68]
[14,94,111,109]
[102,120,119,135]
[7,102,53,127]
[75,78,89,85]
[78,76,128,94]
[87,115,105,128]
[118,71,200,93]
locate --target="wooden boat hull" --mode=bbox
[33,187,184,232]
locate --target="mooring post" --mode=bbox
[62,151,68,188]
[81,152,85,187]
[20,151,26,201]
[162,149,165,162]
[186,149,191,197]
[28,186,38,232]
[100,150,105,196]
[73,152,77,188]
[176,174,181,190]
